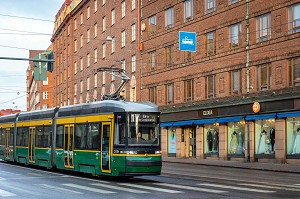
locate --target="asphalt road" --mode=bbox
[0,160,299,199]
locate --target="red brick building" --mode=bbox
[51,0,139,106]
[141,0,300,163]
[26,48,53,111]
[0,109,21,116]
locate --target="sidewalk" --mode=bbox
[162,156,300,174]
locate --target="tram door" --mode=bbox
[28,127,36,163]
[101,122,111,173]
[5,128,10,160]
[64,125,74,168]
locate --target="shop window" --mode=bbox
[286,117,300,155]
[228,121,245,155]
[255,119,275,155]
[204,123,219,154]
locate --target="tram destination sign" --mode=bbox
[130,113,157,123]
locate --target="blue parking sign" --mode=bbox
[179,31,196,52]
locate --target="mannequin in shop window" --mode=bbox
[257,129,268,154]
[212,130,219,152]
[270,128,275,153]
[230,131,238,153]
[237,132,244,154]
[207,130,213,152]
[292,128,300,154]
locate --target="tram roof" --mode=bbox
[57,100,159,117]
[17,108,58,122]
[0,114,18,123]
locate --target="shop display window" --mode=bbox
[204,123,219,154]
[255,119,275,154]
[287,117,300,155]
[228,120,245,155]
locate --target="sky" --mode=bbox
[0,0,64,111]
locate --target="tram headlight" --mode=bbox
[155,150,162,154]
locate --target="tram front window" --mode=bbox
[127,125,159,146]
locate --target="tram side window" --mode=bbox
[44,126,52,148]
[36,126,44,147]
[56,125,64,148]
[75,124,87,149]
[17,127,28,146]
[87,123,100,149]
[10,128,14,145]
[0,129,4,145]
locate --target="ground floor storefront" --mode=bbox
[160,98,300,164]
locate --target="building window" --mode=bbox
[74,39,77,52]
[80,58,83,71]
[229,0,238,5]
[206,75,215,98]
[289,57,300,86]
[87,6,90,19]
[122,1,126,18]
[132,55,136,72]
[150,51,155,70]
[102,0,106,5]
[257,64,272,91]
[94,0,98,12]
[184,79,193,102]
[94,48,97,63]
[229,23,242,48]
[87,29,90,43]
[43,92,48,100]
[43,77,48,85]
[74,62,77,74]
[166,45,174,66]
[103,72,106,85]
[121,30,126,48]
[74,18,77,30]
[111,37,115,53]
[74,84,77,96]
[149,87,156,103]
[184,0,194,21]
[80,81,83,93]
[256,13,271,42]
[205,0,216,14]
[102,16,106,32]
[87,77,90,90]
[80,13,83,24]
[80,34,83,48]
[289,3,300,34]
[231,70,241,94]
[206,31,215,56]
[87,53,90,67]
[131,23,136,41]
[94,23,97,38]
[111,66,115,82]
[165,7,174,28]
[102,43,106,58]
[111,9,115,25]
[149,15,156,33]
[94,74,98,87]
[121,60,126,70]
[166,84,174,104]
[132,0,136,10]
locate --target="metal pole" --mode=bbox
[246,0,250,93]
[0,56,54,62]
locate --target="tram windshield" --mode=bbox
[114,113,159,146]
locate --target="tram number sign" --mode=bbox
[130,114,156,123]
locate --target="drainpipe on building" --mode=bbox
[137,0,142,102]
[246,0,251,162]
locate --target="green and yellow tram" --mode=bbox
[0,100,161,177]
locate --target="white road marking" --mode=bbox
[91,183,149,193]
[62,183,115,194]
[154,183,227,193]
[198,183,276,193]
[118,183,183,193]
[240,183,300,192]
[0,189,16,197]
[38,184,82,194]
[4,184,41,196]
